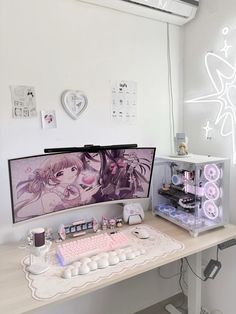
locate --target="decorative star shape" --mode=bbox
[203,121,213,139]
[186,52,236,163]
[220,40,232,58]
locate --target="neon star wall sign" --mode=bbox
[186,27,236,163]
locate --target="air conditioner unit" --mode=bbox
[78,0,199,25]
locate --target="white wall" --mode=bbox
[184,0,236,313]
[0,0,183,313]
[0,0,183,243]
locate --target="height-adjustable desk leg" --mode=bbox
[187,252,202,314]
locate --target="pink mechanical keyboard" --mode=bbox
[56,231,130,266]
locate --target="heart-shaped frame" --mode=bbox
[61,90,88,120]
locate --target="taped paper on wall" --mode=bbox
[111,80,137,124]
[10,85,37,118]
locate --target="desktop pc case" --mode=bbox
[152,155,229,237]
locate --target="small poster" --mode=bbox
[111,80,137,124]
[10,85,37,118]
[41,110,57,129]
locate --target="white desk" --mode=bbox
[1,212,236,314]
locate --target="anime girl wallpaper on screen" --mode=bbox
[8,148,155,223]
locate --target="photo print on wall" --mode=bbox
[41,110,57,129]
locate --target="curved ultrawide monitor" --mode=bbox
[8,147,156,223]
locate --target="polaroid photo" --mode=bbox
[41,110,57,129]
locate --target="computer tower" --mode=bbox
[152,155,229,237]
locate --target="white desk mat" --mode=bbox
[21,225,184,301]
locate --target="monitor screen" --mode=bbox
[8,147,156,223]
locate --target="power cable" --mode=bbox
[184,257,206,282]
[167,22,175,154]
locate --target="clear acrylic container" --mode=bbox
[152,155,229,236]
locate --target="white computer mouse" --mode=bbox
[132,228,150,239]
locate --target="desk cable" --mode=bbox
[184,257,206,282]
[158,259,187,311]
[184,238,236,283]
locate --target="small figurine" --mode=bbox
[102,216,109,231]
[92,218,99,232]
[45,227,53,241]
[116,218,123,228]
[178,142,188,156]
[109,218,116,230]
[57,224,66,241]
